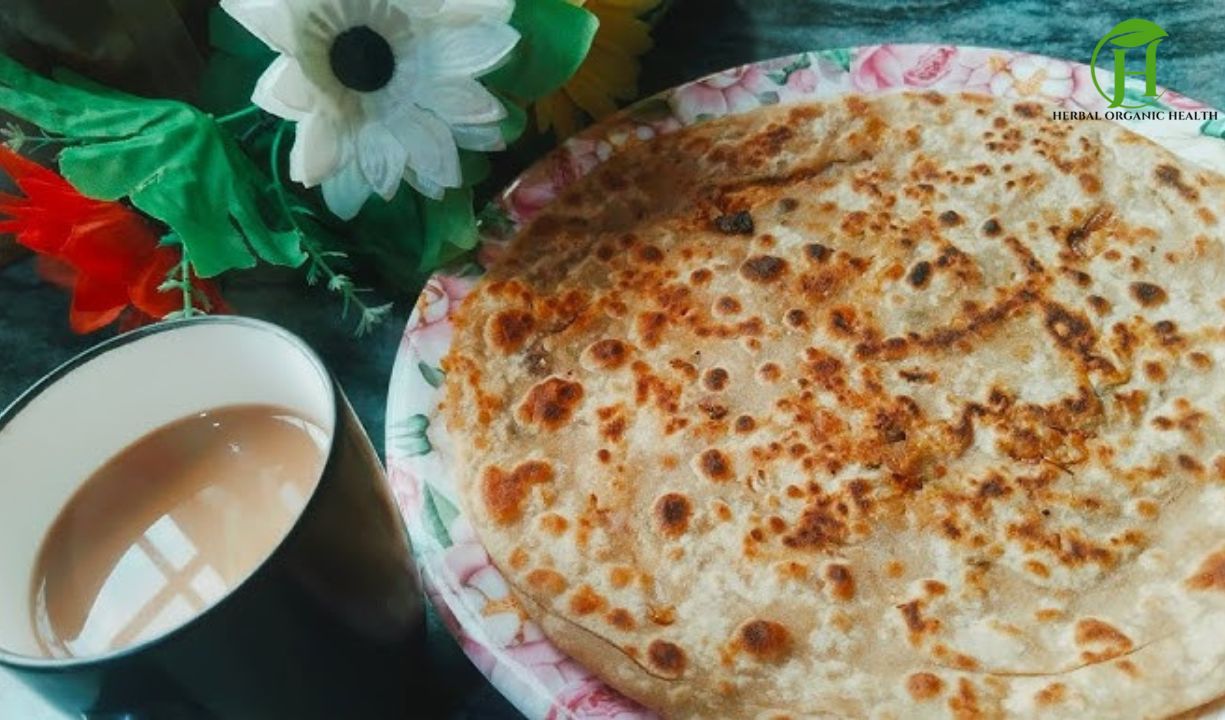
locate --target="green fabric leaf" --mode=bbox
[199,8,272,115]
[498,94,528,143]
[0,54,305,276]
[483,0,597,102]
[350,186,426,291]
[209,7,277,61]
[420,188,477,272]
[0,54,177,137]
[459,150,491,187]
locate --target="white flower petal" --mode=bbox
[438,0,514,23]
[357,122,409,200]
[251,56,319,120]
[404,167,445,199]
[404,0,446,19]
[412,77,506,125]
[388,107,462,190]
[412,21,519,78]
[221,0,298,55]
[322,160,373,220]
[451,122,504,151]
[289,113,342,187]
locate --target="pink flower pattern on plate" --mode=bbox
[387,44,1224,719]
[670,65,772,124]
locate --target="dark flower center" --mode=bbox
[329,26,395,92]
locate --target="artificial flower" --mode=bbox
[535,0,659,138]
[0,147,225,333]
[221,0,520,219]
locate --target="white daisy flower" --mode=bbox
[221,0,519,219]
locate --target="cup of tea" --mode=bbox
[0,317,423,718]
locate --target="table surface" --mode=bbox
[2,1,1223,717]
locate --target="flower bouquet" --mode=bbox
[0,0,664,334]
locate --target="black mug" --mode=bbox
[0,317,423,718]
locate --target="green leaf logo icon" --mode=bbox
[1090,18,1168,108]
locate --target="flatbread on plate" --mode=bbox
[443,91,1225,719]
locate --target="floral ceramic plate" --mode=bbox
[386,45,1225,719]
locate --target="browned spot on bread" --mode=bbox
[607,608,636,631]
[609,566,633,589]
[636,311,668,348]
[698,397,728,420]
[908,673,944,701]
[736,619,792,662]
[741,255,789,283]
[487,310,535,353]
[1035,683,1067,706]
[1155,163,1200,201]
[900,368,937,383]
[539,513,569,536]
[933,644,980,671]
[1013,102,1042,118]
[784,496,849,551]
[908,261,932,289]
[715,296,742,315]
[714,210,754,235]
[585,339,631,370]
[981,218,1002,236]
[758,362,782,382]
[1074,618,1133,662]
[481,461,554,525]
[779,197,799,212]
[1043,302,1096,356]
[939,210,962,226]
[689,268,712,285]
[785,308,809,328]
[1190,351,1213,369]
[517,378,584,431]
[696,449,734,482]
[1078,173,1101,194]
[899,600,940,643]
[948,678,981,720]
[805,243,832,263]
[508,547,528,570]
[568,585,607,615]
[923,580,948,596]
[1129,281,1168,307]
[648,605,676,626]
[647,640,686,678]
[1187,550,1225,591]
[734,415,756,433]
[1143,361,1166,383]
[655,492,692,537]
[826,564,856,601]
[636,244,664,264]
[525,568,568,597]
[703,367,730,391]
[829,306,857,336]
[1087,295,1111,315]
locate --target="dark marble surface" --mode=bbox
[2,1,1223,718]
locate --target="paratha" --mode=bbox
[442,91,1225,719]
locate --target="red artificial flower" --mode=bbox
[0,147,226,333]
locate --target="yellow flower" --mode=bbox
[535,0,661,138]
